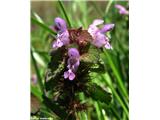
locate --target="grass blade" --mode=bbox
[58,0,72,28]
[103,0,114,23]
[31,17,56,36]
[103,50,128,100]
[31,85,43,102]
[105,0,113,15]
[32,12,44,23]
[31,48,45,95]
[94,101,104,120]
[101,74,129,118]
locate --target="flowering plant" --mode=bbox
[31,1,129,120]
[41,17,115,119]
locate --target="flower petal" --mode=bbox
[92,19,104,26]
[56,39,63,47]
[52,41,57,48]
[72,60,80,72]
[68,48,80,58]
[64,71,69,79]
[54,17,67,32]
[92,32,107,48]
[104,42,112,49]
[59,30,70,45]
[100,24,115,33]
[88,25,99,37]
[68,70,75,80]
[115,4,128,15]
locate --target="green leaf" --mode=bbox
[40,108,60,120]
[90,61,106,73]
[84,83,112,105]
[32,48,46,67]
[45,48,66,91]
[80,45,100,64]
[32,50,50,64]
[31,49,45,95]
[31,17,56,36]
[31,85,43,102]
[45,60,65,91]
[48,47,66,71]
[42,95,68,119]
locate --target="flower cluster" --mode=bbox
[115,4,129,15]
[51,17,114,80]
[88,19,114,49]
[64,48,80,80]
[52,17,70,48]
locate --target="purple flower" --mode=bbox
[115,4,129,15]
[88,19,114,49]
[31,74,37,85]
[52,17,70,49]
[88,19,103,37]
[68,48,80,58]
[52,30,70,48]
[67,57,80,73]
[64,48,80,80]
[100,24,115,33]
[54,17,67,32]
[64,69,75,81]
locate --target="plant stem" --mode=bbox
[31,17,56,36]
[103,0,113,23]
[105,0,113,15]
[104,50,129,101]
[31,48,45,95]
[101,74,129,118]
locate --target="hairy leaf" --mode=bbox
[84,83,112,105]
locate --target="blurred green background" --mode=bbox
[31,0,129,120]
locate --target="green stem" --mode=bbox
[108,70,129,109]
[31,48,45,95]
[31,17,56,36]
[58,0,72,28]
[95,101,104,120]
[105,0,113,15]
[31,85,43,102]
[104,50,128,101]
[101,74,129,118]
[104,0,113,23]
[110,106,121,120]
